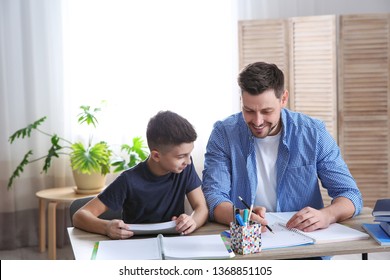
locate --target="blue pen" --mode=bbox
[235,213,245,226]
[243,209,249,225]
[235,208,240,223]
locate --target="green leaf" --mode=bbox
[8,117,47,144]
[70,141,112,175]
[132,137,149,160]
[113,136,149,173]
[77,105,101,127]
[8,150,33,189]
[42,135,63,173]
[110,159,127,173]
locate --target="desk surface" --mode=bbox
[68,207,390,260]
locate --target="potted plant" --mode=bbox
[111,136,149,173]
[7,103,149,193]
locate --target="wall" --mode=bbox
[238,0,390,20]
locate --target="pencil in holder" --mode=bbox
[230,221,262,255]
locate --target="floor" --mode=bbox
[0,245,75,260]
[1,244,389,260]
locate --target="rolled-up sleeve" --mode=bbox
[202,122,233,220]
[316,123,363,216]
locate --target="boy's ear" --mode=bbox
[150,149,160,162]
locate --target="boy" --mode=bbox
[73,110,208,239]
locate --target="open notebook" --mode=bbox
[92,234,234,260]
[262,212,369,249]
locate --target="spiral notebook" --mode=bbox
[92,234,234,260]
[263,212,369,249]
[260,222,314,250]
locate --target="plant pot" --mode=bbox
[72,170,106,194]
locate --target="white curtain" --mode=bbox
[0,0,70,249]
[0,0,239,250]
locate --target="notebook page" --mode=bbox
[267,212,369,244]
[266,212,296,223]
[94,238,162,260]
[261,220,314,250]
[303,223,369,244]
[161,234,233,259]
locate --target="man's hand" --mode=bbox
[286,207,330,232]
[105,219,134,239]
[249,206,269,233]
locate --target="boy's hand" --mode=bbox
[172,213,196,235]
[105,219,134,239]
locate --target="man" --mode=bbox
[202,62,362,233]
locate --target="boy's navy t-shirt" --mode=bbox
[98,159,201,223]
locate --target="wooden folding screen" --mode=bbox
[238,19,289,105]
[339,14,390,208]
[288,15,337,139]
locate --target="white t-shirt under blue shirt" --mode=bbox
[254,131,281,212]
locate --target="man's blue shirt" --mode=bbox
[202,108,362,220]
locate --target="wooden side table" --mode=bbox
[36,186,98,260]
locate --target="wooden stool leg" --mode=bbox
[48,201,58,260]
[39,198,46,253]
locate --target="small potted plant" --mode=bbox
[7,103,148,193]
[111,136,149,173]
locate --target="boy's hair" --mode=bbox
[238,62,285,98]
[146,111,197,151]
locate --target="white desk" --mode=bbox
[67,208,390,260]
[67,227,110,260]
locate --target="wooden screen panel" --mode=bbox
[339,14,390,208]
[288,15,337,206]
[288,15,337,139]
[238,19,289,105]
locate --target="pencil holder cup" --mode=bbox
[230,221,262,255]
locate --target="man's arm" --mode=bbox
[285,122,360,232]
[202,122,235,220]
[316,122,363,216]
[214,201,235,225]
[322,196,355,223]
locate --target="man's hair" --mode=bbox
[146,110,197,150]
[238,62,285,98]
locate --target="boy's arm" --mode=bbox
[72,197,133,239]
[186,187,209,230]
